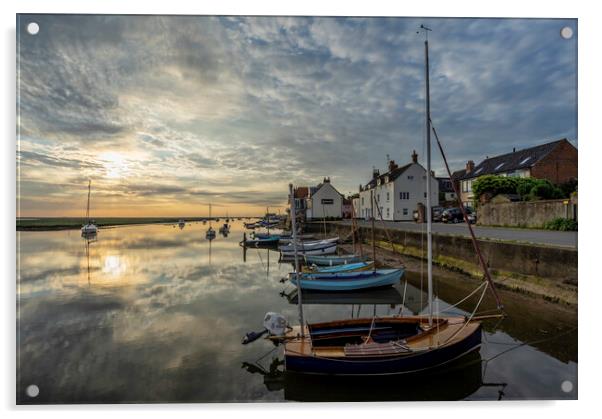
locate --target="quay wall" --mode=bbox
[306,222,577,284]
[478,199,577,228]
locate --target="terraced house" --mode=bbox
[357,151,439,221]
[458,138,578,207]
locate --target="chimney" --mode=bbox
[430,170,435,177]
[466,160,475,174]
[388,159,398,172]
[372,168,380,179]
[323,177,330,183]
[411,150,418,164]
[513,147,516,153]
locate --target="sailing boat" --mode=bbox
[245,26,504,375]
[206,204,216,240]
[81,180,98,236]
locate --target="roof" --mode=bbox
[451,169,466,181]
[363,163,413,189]
[294,186,309,199]
[460,139,570,180]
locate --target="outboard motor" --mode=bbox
[242,312,289,345]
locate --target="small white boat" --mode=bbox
[81,180,98,236]
[206,204,216,240]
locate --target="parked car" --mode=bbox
[442,207,475,223]
[432,206,444,222]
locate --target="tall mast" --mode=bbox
[289,184,304,337]
[422,25,434,327]
[86,180,91,223]
[370,189,376,272]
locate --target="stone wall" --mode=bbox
[307,222,577,284]
[478,199,577,228]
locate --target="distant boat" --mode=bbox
[219,223,230,235]
[206,204,216,240]
[178,219,185,229]
[81,180,98,236]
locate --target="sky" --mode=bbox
[16,15,577,217]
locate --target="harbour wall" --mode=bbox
[305,221,577,286]
[478,199,577,228]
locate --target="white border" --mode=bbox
[2,1,598,418]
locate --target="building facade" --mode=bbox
[357,151,439,221]
[306,178,344,219]
[458,138,578,207]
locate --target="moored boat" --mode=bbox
[81,180,98,237]
[289,268,403,292]
[304,254,366,266]
[302,261,374,273]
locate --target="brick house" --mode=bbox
[458,138,577,206]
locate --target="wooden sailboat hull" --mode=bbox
[284,318,481,375]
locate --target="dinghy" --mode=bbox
[304,254,366,266]
[280,242,337,257]
[289,268,403,292]
[302,261,374,273]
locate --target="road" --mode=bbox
[335,220,577,249]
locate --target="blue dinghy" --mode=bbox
[305,261,374,273]
[289,268,404,292]
[304,254,366,266]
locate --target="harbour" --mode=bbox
[17,221,576,403]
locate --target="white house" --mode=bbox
[358,151,439,221]
[306,178,343,219]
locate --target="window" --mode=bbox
[474,167,483,175]
[377,194,380,202]
[321,198,333,205]
[386,208,390,218]
[462,180,472,192]
[520,157,531,165]
[408,175,414,180]
[494,162,505,171]
[384,176,389,183]
[403,208,408,215]
[361,197,364,205]
[424,192,427,198]
[386,192,390,201]
[399,192,409,200]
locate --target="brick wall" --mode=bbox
[530,140,578,184]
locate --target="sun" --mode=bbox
[99,152,128,179]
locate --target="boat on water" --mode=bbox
[284,286,403,306]
[280,242,337,257]
[206,204,216,240]
[81,180,98,236]
[302,261,374,273]
[219,223,230,234]
[178,219,186,229]
[244,28,504,376]
[304,254,367,266]
[241,236,280,247]
[279,237,339,253]
[290,268,403,292]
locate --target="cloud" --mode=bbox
[17,15,577,216]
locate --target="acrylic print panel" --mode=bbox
[16,14,577,403]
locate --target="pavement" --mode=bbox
[336,219,578,249]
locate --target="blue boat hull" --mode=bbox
[290,269,404,291]
[285,324,482,375]
[305,254,365,266]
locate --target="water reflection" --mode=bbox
[16,222,577,403]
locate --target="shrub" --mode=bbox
[472,175,518,200]
[543,217,577,231]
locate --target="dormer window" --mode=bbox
[519,157,531,165]
[377,179,381,186]
[384,176,389,183]
[494,162,505,171]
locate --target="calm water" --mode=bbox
[16,222,577,403]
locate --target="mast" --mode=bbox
[209,204,212,227]
[289,184,305,337]
[423,25,434,327]
[370,189,376,272]
[86,180,91,223]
